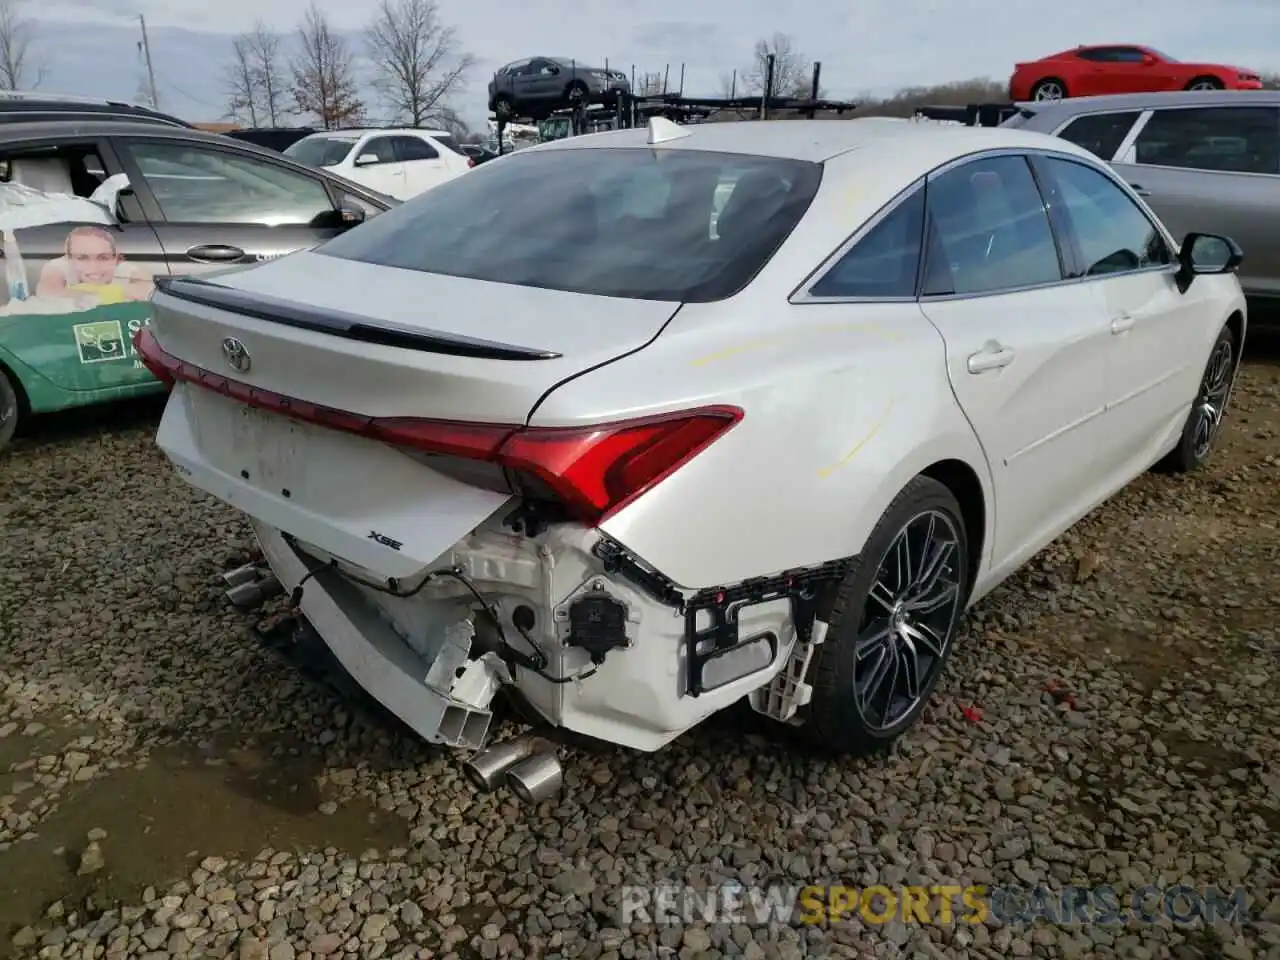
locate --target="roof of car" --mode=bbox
[0,120,306,161]
[1015,89,1280,117]
[300,127,452,138]
[529,116,1099,165]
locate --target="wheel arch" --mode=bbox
[0,354,32,418]
[919,458,987,600]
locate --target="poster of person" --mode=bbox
[0,205,161,397]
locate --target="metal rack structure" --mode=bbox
[911,102,1023,127]
[489,55,858,154]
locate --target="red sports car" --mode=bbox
[1009,45,1264,102]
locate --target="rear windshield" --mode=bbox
[316,146,822,302]
[285,136,357,167]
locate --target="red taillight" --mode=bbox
[136,328,742,526]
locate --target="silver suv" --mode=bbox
[1007,90,1280,302]
[488,57,631,120]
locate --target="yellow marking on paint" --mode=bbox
[817,399,895,478]
[689,323,902,366]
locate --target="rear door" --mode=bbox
[1114,104,1280,297]
[391,135,447,196]
[0,135,169,401]
[915,152,1112,571]
[111,135,357,276]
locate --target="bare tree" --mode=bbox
[246,21,287,127]
[290,2,364,129]
[364,0,473,126]
[0,0,45,90]
[224,36,260,126]
[1262,72,1280,90]
[741,33,821,98]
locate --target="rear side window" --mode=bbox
[394,136,437,161]
[432,134,463,155]
[317,147,823,302]
[809,185,924,298]
[1134,107,1280,174]
[922,155,1063,297]
[1056,111,1140,159]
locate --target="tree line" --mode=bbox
[223,0,473,133]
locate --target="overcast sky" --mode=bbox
[31,0,1280,128]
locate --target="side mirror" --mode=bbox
[1141,53,1157,65]
[354,153,378,167]
[1176,232,1243,292]
[338,204,366,226]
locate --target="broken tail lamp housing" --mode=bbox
[134,327,743,527]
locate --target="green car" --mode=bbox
[0,121,394,453]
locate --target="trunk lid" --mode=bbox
[148,252,680,578]
[147,250,679,423]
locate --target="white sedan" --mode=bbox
[136,116,1246,800]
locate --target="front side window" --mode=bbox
[356,137,398,165]
[1036,156,1172,276]
[1133,107,1280,174]
[317,146,822,302]
[922,154,1062,297]
[809,185,925,298]
[1056,111,1141,159]
[283,136,356,168]
[122,141,335,226]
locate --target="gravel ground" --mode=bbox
[1,335,1278,960]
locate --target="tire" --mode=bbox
[1156,324,1237,474]
[492,95,514,119]
[0,367,18,455]
[1030,77,1068,101]
[796,476,970,757]
[1186,76,1224,91]
[564,81,589,105]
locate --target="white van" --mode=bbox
[284,128,472,201]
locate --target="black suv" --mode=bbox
[0,92,190,128]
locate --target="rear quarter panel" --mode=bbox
[533,298,994,592]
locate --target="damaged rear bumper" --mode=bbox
[242,515,844,754]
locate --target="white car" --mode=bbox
[137,117,1245,802]
[283,128,471,201]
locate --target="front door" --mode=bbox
[111,137,353,289]
[0,137,169,406]
[1031,153,1207,475]
[346,136,409,199]
[915,153,1112,572]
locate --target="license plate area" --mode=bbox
[190,388,312,500]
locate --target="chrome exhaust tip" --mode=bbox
[506,750,563,805]
[225,575,283,610]
[222,564,260,588]
[462,735,542,791]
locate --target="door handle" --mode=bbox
[1111,313,1136,334]
[1128,183,1151,197]
[967,342,1016,374]
[185,244,246,264]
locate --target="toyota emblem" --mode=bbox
[221,337,251,373]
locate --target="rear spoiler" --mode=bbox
[152,275,563,361]
[912,102,1027,127]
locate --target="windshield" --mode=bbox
[285,136,357,167]
[317,146,822,302]
[1148,49,1177,62]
